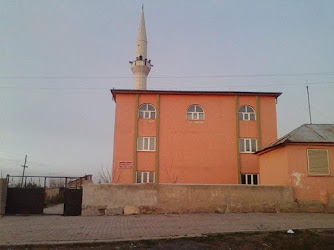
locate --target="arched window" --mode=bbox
[238,105,255,120]
[139,104,156,119]
[187,105,204,120]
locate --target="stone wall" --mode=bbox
[82,184,334,216]
[82,184,157,215]
[0,179,7,215]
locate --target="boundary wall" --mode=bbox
[0,179,7,215]
[82,184,334,216]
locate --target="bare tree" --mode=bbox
[49,179,65,188]
[164,159,184,183]
[98,166,111,183]
[112,166,122,183]
[98,165,122,184]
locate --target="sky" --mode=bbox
[1,0,334,181]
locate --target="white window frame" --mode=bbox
[238,105,256,121]
[139,104,156,119]
[187,105,205,120]
[241,174,259,185]
[239,138,257,153]
[136,171,155,183]
[137,137,156,151]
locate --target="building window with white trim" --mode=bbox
[239,138,257,153]
[241,174,259,185]
[139,104,156,119]
[137,137,156,151]
[136,171,155,183]
[238,105,255,121]
[187,105,204,120]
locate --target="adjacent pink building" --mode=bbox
[257,124,334,203]
[111,89,280,185]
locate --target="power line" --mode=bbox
[1,72,334,79]
[0,81,334,90]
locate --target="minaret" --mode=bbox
[130,6,152,90]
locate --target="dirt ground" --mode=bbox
[3,229,334,250]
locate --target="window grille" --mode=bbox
[307,149,330,175]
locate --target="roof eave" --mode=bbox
[110,89,117,102]
[256,141,334,155]
[255,143,287,155]
[110,89,282,98]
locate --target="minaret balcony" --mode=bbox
[130,59,152,69]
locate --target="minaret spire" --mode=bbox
[130,6,152,90]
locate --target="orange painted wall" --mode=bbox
[159,95,237,184]
[259,97,278,148]
[112,94,136,184]
[113,93,278,184]
[259,147,291,186]
[286,144,334,202]
[259,144,334,203]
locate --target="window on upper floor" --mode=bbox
[187,105,204,120]
[307,149,330,176]
[137,137,156,151]
[238,105,255,121]
[136,171,155,183]
[139,104,156,119]
[239,138,257,153]
[241,174,259,185]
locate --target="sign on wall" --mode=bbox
[119,161,132,169]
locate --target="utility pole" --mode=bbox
[21,155,28,187]
[306,81,312,124]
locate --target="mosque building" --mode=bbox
[110,8,281,184]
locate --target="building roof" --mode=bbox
[256,124,334,155]
[110,89,282,101]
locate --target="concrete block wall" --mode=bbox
[156,184,295,213]
[82,184,331,216]
[0,179,7,215]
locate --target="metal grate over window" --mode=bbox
[307,149,330,175]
